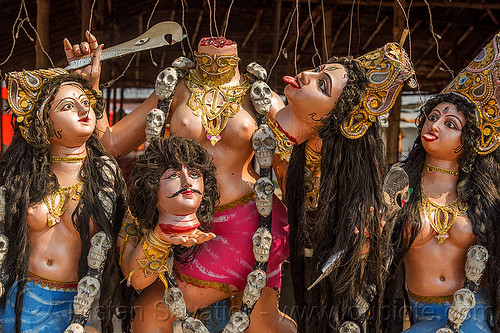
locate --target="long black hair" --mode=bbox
[286,56,387,332]
[0,74,127,333]
[383,92,500,332]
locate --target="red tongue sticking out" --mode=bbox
[283,76,300,89]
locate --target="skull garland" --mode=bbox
[252,227,272,263]
[339,321,361,333]
[88,231,112,270]
[222,311,250,333]
[172,56,196,70]
[253,177,274,217]
[145,108,166,141]
[436,328,454,333]
[97,187,116,221]
[448,288,476,325]
[465,245,489,284]
[250,81,273,116]
[252,125,276,168]
[182,317,210,333]
[64,323,85,333]
[354,283,377,316]
[242,269,267,308]
[163,287,188,319]
[73,276,100,316]
[155,67,178,101]
[246,62,268,81]
[0,186,6,221]
[100,156,117,183]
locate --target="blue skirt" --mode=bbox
[404,289,491,332]
[0,275,77,333]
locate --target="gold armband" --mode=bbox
[136,230,172,278]
[269,119,294,162]
[305,144,321,210]
[118,210,141,265]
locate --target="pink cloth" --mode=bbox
[177,195,289,290]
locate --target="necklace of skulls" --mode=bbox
[63,158,118,333]
[435,244,489,333]
[156,60,276,333]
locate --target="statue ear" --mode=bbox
[46,117,56,139]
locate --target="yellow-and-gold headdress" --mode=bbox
[6,68,69,142]
[340,43,415,139]
[441,32,500,155]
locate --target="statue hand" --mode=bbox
[159,228,216,248]
[64,31,103,89]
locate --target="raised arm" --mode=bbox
[64,32,158,158]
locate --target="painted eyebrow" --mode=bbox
[53,94,87,110]
[324,72,332,97]
[446,115,464,127]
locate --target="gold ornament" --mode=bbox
[304,145,321,210]
[424,163,459,176]
[43,181,84,227]
[118,210,141,265]
[340,43,415,139]
[420,181,468,244]
[268,119,295,162]
[6,68,69,143]
[441,33,500,155]
[193,51,240,86]
[185,70,250,145]
[50,155,87,163]
[136,230,172,278]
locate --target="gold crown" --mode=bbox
[442,32,500,155]
[340,43,415,139]
[6,68,69,142]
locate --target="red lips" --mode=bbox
[422,132,438,142]
[181,189,194,195]
[79,116,90,123]
[283,76,300,89]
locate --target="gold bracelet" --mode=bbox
[136,230,171,278]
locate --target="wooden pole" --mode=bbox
[36,0,50,68]
[386,0,406,164]
[272,0,282,89]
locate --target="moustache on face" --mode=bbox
[166,187,202,198]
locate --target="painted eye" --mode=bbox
[318,79,327,93]
[445,121,457,130]
[167,173,180,179]
[189,171,201,179]
[428,114,438,122]
[81,99,90,107]
[134,38,150,46]
[62,103,74,111]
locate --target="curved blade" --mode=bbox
[383,165,409,217]
[65,21,184,70]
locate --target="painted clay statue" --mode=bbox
[0,69,126,333]
[65,33,294,331]
[384,33,500,333]
[273,43,414,332]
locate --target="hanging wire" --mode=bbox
[222,0,235,37]
[213,0,219,36]
[181,0,194,57]
[347,0,356,56]
[294,0,300,75]
[307,0,321,67]
[320,0,329,59]
[147,0,161,66]
[88,0,97,32]
[102,54,137,88]
[268,7,298,81]
[423,0,454,78]
[206,0,214,36]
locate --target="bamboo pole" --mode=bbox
[36,0,50,68]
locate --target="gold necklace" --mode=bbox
[44,181,84,227]
[304,145,321,210]
[419,181,468,244]
[185,70,250,145]
[424,163,459,176]
[50,155,86,163]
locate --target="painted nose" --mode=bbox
[299,72,311,85]
[180,169,193,189]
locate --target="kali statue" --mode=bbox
[272,43,414,332]
[66,33,294,332]
[0,69,126,332]
[383,34,500,332]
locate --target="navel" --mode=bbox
[439,275,445,282]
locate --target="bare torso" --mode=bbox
[28,165,96,282]
[404,175,476,296]
[169,80,261,205]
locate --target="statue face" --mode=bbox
[48,84,96,147]
[421,102,466,161]
[156,165,204,216]
[284,63,348,125]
